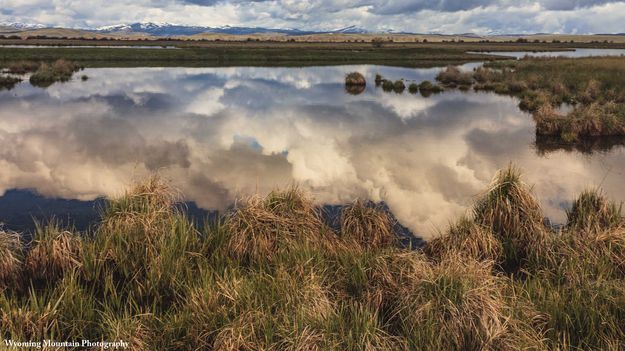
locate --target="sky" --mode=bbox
[1,0,625,34]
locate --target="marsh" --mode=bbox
[2,59,625,237]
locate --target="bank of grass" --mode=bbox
[1,165,625,350]
[29,59,82,87]
[436,57,625,141]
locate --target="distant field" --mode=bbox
[3,27,625,44]
[2,40,622,67]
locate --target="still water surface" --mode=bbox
[473,48,625,58]
[1,63,625,237]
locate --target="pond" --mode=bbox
[1,63,625,238]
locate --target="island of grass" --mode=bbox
[434,57,625,141]
[2,165,625,350]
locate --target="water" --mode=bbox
[472,48,625,59]
[2,63,625,238]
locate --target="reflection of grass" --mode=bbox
[0,75,21,90]
[2,165,625,349]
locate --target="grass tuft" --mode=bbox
[0,229,23,289]
[567,189,623,232]
[340,201,397,250]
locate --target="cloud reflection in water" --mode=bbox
[1,65,625,237]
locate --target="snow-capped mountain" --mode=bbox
[92,22,371,36]
[0,22,47,30]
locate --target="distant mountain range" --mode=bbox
[3,22,625,38]
[1,22,373,36]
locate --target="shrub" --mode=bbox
[408,83,419,94]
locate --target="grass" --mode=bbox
[418,80,445,96]
[29,59,82,87]
[434,56,625,141]
[2,165,625,350]
[392,80,405,93]
[345,72,366,95]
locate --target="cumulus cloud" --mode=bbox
[1,0,625,33]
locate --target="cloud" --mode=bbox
[1,0,625,33]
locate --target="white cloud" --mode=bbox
[1,0,625,33]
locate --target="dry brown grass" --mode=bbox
[436,65,474,87]
[225,187,332,263]
[369,251,545,350]
[473,165,549,269]
[567,189,623,232]
[345,72,366,86]
[425,216,503,263]
[340,201,397,250]
[0,229,23,289]
[25,224,82,283]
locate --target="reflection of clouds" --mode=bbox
[1,66,625,237]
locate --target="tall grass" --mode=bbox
[29,59,81,87]
[2,166,625,349]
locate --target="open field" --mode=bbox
[1,40,625,67]
[3,27,625,44]
[2,166,625,350]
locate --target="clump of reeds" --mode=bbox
[224,187,330,263]
[436,66,474,87]
[381,79,394,92]
[425,216,503,263]
[392,80,405,93]
[6,60,40,74]
[418,80,444,97]
[340,201,397,249]
[84,175,200,305]
[473,165,549,270]
[567,189,623,232]
[24,222,82,283]
[408,83,419,94]
[345,72,366,87]
[375,74,384,86]
[0,229,23,289]
[389,253,544,350]
[29,59,81,87]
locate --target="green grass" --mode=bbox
[436,56,625,140]
[2,165,625,349]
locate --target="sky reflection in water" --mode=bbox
[1,64,625,238]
